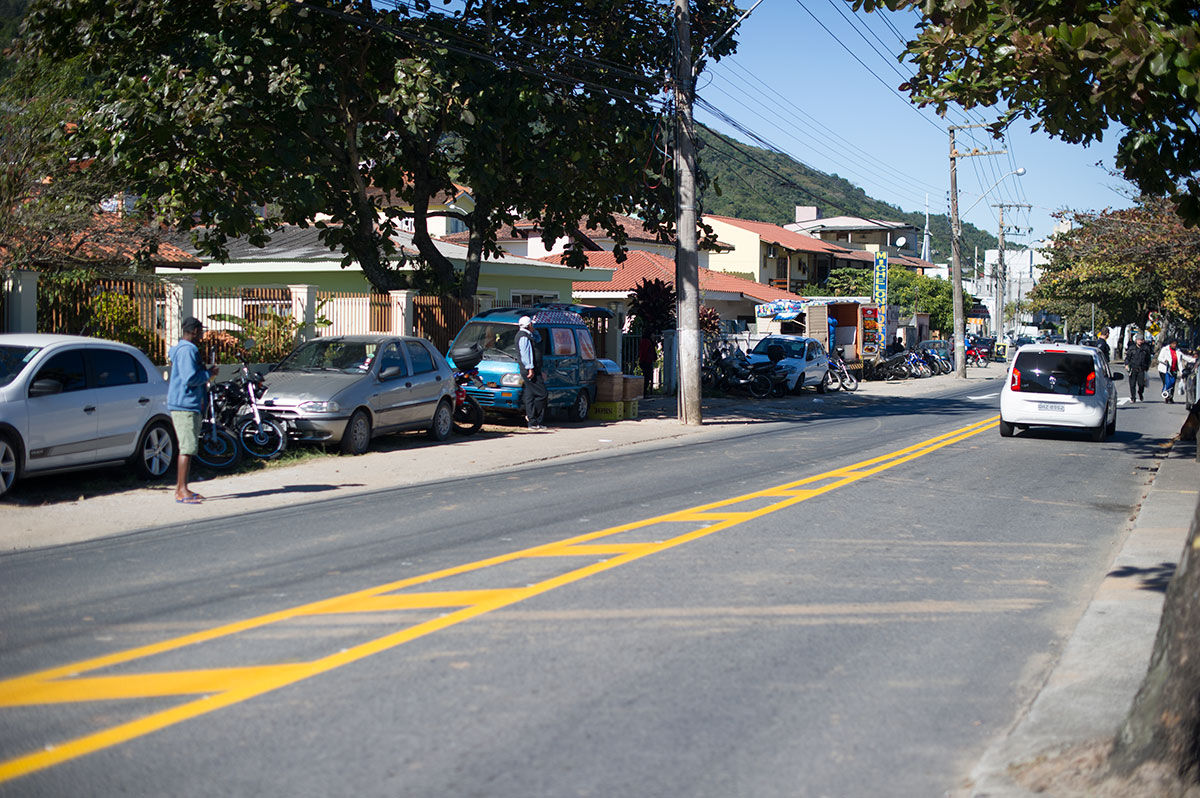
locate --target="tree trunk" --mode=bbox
[459,197,491,300]
[407,165,458,294]
[1110,498,1200,781]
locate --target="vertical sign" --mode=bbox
[873,252,888,306]
[873,252,889,345]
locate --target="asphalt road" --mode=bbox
[0,380,1180,797]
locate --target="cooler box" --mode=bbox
[588,401,624,421]
[596,373,625,402]
[622,375,644,401]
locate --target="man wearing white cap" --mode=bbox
[516,315,548,430]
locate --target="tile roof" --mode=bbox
[3,215,201,267]
[703,214,848,255]
[563,250,804,302]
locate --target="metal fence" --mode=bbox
[413,295,479,354]
[35,273,170,364]
[195,285,296,364]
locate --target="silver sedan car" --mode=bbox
[0,334,175,498]
[260,335,456,455]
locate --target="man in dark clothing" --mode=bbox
[1125,333,1153,402]
[1096,328,1111,362]
[517,315,548,430]
[638,335,655,394]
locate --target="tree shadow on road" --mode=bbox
[1107,562,1177,593]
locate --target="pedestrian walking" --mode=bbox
[517,315,548,430]
[1157,338,1196,403]
[167,316,212,503]
[1124,333,1153,402]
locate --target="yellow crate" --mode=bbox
[588,401,625,421]
[623,399,639,419]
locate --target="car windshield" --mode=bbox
[0,345,40,388]
[455,322,519,362]
[751,338,807,358]
[276,340,379,373]
[1014,352,1096,395]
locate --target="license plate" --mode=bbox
[1036,402,1065,412]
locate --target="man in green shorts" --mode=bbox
[167,317,212,503]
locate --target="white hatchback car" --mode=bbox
[0,334,176,497]
[999,343,1123,441]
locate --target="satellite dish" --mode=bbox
[895,236,907,247]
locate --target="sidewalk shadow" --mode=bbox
[211,483,366,500]
[1107,562,1176,593]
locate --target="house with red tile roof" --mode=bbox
[701,214,855,293]
[563,250,804,337]
[439,212,729,267]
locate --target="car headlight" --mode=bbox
[298,400,340,414]
[500,373,524,387]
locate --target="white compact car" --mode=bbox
[0,334,175,497]
[999,343,1123,441]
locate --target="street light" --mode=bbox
[961,167,1026,217]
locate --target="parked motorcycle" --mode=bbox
[706,342,771,398]
[448,342,485,435]
[826,347,859,391]
[195,380,243,470]
[212,343,289,459]
[749,343,791,397]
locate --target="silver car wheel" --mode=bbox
[429,401,453,441]
[0,436,17,497]
[144,425,174,477]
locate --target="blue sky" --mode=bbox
[695,0,1132,248]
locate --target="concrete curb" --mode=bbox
[964,440,1200,797]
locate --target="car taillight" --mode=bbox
[1085,371,1096,395]
[1010,369,1021,391]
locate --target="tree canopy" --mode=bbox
[1029,195,1200,338]
[21,0,740,296]
[855,0,1200,224]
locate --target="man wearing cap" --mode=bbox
[516,315,548,430]
[1124,333,1153,402]
[168,317,212,502]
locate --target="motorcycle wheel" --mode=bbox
[840,369,859,391]
[453,395,485,435]
[822,370,842,392]
[748,374,771,398]
[196,423,242,470]
[239,417,288,459]
[770,381,788,398]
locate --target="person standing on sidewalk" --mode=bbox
[167,317,212,503]
[638,334,655,394]
[517,315,548,430]
[1124,334,1152,402]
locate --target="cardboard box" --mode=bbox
[596,373,625,402]
[588,401,624,421]
[623,399,639,419]
[622,375,644,401]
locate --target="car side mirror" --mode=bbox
[29,378,64,397]
[1112,372,1124,381]
[380,365,404,380]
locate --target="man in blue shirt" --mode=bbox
[516,315,548,430]
[168,317,212,502]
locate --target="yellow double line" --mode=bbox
[0,415,998,784]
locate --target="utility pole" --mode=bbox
[948,124,1006,377]
[993,202,1031,342]
[674,0,701,425]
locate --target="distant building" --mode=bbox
[785,206,921,260]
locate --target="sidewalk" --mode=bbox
[963,437,1200,797]
[0,369,1003,551]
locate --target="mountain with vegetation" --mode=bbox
[696,124,998,270]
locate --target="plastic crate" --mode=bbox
[588,401,625,421]
[623,399,639,419]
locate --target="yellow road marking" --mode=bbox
[0,416,999,784]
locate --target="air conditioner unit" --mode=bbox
[766,246,776,258]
